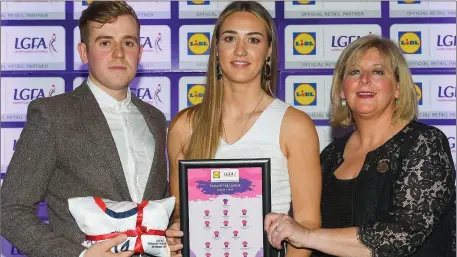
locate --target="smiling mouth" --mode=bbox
[356,92,377,98]
[231,61,250,67]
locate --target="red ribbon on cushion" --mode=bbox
[86,200,166,253]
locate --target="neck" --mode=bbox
[353,110,406,148]
[222,77,265,115]
[89,74,128,101]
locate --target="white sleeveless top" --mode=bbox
[215,99,291,214]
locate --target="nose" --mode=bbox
[234,40,247,57]
[359,71,371,85]
[112,42,125,59]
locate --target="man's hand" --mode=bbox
[84,235,134,257]
[166,221,184,257]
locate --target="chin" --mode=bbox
[226,74,258,84]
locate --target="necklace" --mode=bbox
[223,92,265,144]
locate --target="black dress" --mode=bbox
[314,121,456,257]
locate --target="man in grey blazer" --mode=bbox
[1,2,168,257]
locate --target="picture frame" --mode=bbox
[179,158,272,257]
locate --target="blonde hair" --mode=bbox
[330,35,418,127]
[170,1,278,159]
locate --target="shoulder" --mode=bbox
[282,105,316,136]
[405,121,449,146]
[321,132,350,158]
[141,101,166,123]
[27,90,76,115]
[168,107,194,140]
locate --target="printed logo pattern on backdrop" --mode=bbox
[390,24,456,68]
[389,0,456,18]
[285,25,382,69]
[1,2,455,256]
[284,1,381,19]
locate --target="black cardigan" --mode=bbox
[309,121,456,257]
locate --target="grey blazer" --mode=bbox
[1,83,169,257]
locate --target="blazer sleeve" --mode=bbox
[356,127,456,256]
[1,99,86,257]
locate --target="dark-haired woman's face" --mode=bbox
[217,11,271,85]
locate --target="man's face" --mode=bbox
[78,14,142,92]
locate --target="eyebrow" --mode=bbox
[220,30,264,37]
[94,35,139,42]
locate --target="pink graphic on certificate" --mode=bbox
[187,167,264,257]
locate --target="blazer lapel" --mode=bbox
[130,96,164,200]
[72,83,131,200]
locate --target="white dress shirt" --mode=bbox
[87,78,155,203]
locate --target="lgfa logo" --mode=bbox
[188,32,211,55]
[292,0,316,4]
[398,0,420,4]
[449,136,455,152]
[131,85,162,105]
[187,0,210,5]
[414,82,423,105]
[141,33,163,54]
[187,84,205,106]
[437,35,456,47]
[293,32,316,55]
[331,35,370,48]
[14,33,57,54]
[438,86,455,100]
[14,85,56,101]
[398,32,421,54]
[82,0,93,6]
[294,83,317,106]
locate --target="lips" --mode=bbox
[109,66,127,70]
[356,91,376,98]
[230,60,250,68]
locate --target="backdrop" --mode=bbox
[1,1,456,256]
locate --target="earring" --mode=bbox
[264,56,271,80]
[216,58,222,80]
[341,99,347,106]
[395,98,398,104]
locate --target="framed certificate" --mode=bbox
[179,159,272,257]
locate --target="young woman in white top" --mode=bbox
[166,2,322,257]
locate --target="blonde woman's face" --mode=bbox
[217,11,271,84]
[340,48,399,119]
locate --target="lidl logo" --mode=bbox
[187,0,210,5]
[398,0,420,4]
[187,84,205,106]
[294,83,317,106]
[399,32,422,54]
[212,171,220,179]
[414,82,422,105]
[82,0,93,6]
[293,32,316,55]
[292,1,316,4]
[188,32,211,55]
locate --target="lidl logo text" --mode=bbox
[293,32,316,55]
[187,0,210,5]
[414,83,422,105]
[399,32,421,54]
[292,1,316,4]
[188,32,211,55]
[294,83,317,106]
[187,84,206,106]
